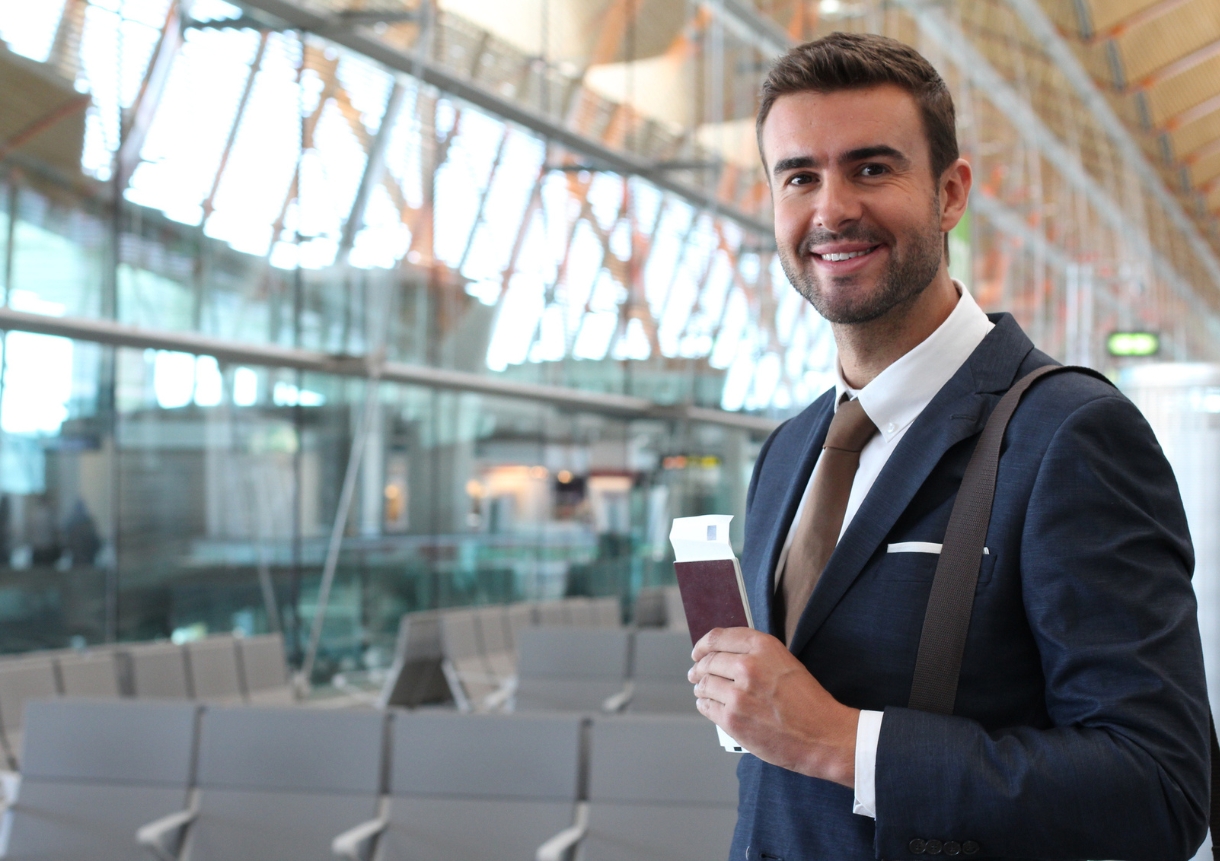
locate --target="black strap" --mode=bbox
[907,364,1220,857]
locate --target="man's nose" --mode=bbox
[812,174,862,232]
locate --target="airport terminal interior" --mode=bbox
[0,0,1219,858]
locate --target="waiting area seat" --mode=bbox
[512,628,631,713]
[0,655,59,767]
[3,698,199,861]
[334,712,583,860]
[233,634,295,705]
[540,714,739,861]
[56,649,121,699]
[0,700,739,860]
[629,629,698,715]
[138,706,385,861]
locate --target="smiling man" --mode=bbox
[687,33,1210,861]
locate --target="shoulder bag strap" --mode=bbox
[905,363,1220,859]
[906,364,1109,713]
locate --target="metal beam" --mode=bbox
[896,0,1220,319]
[996,0,1220,294]
[234,0,776,241]
[117,1,183,188]
[338,77,408,258]
[0,307,779,433]
[703,0,790,57]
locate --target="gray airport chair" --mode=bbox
[632,587,667,628]
[629,630,697,714]
[56,649,121,698]
[539,714,739,861]
[378,612,451,709]
[138,706,386,861]
[564,597,596,627]
[185,637,243,703]
[512,628,631,713]
[439,609,498,711]
[5,699,199,861]
[333,712,583,861]
[663,586,688,634]
[125,642,191,700]
[0,655,60,764]
[534,600,567,627]
[474,605,515,680]
[504,602,536,648]
[235,634,296,705]
[590,596,621,628]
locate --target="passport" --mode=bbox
[673,558,752,647]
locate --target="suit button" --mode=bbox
[908,838,927,854]
[925,839,943,855]
[962,841,979,855]
[944,841,960,856]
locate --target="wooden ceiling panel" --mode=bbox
[1112,0,1220,83]
[1172,109,1220,158]
[1145,54,1220,126]
[1190,149,1220,186]
[1079,0,1162,35]
[1207,184,1220,212]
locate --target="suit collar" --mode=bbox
[784,313,1037,656]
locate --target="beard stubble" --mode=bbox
[778,201,945,325]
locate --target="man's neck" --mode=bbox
[833,269,960,390]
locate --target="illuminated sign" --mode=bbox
[1106,331,1159,357]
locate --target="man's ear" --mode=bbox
[938,158,973,234]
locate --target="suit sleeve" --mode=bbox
[872,394,1210,861]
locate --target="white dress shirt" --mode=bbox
[773,281,993,818]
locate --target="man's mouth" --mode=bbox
[813,246,880,262]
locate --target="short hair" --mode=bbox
[756,32,959,179]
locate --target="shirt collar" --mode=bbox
[834,280,995,443]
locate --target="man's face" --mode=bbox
[760,85,946,325]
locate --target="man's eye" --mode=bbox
[860,164,888,177]
[789,173,815,186]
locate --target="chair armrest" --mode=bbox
[536,802,589,861]
[601,682,634,713]
[136,806,197,861]
[0,769,19,817]
[482,675,518,712]
[332,814,389,860]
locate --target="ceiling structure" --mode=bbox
[1040,0,1220,262]
[1,0,1219,421]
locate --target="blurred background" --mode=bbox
[0,0,1218,690]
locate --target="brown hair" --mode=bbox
[756,32,959,179]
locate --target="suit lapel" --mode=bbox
[786,314,1038,656]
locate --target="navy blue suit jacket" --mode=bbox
[731,314,1210,861]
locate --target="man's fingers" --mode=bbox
[693,671,737,705]
[691,626,759,661]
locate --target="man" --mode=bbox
[688,32,1210,861]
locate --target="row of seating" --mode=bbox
[512,627,697,715]
[1,698,738,861]
[379,596,623,711]
[633,585,688,631]
[0,634,291,768]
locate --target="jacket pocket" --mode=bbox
[876,543,998,584]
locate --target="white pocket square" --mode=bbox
[887,542,989,555]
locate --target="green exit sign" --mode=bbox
[1107,331,1160,357]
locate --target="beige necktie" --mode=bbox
[778,397,879,645]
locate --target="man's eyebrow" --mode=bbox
[770,146,910,178]
[840,145,909,166]
[771,156,820,176]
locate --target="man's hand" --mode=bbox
[689,627,859,787]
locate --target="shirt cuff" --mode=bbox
[852,709,884,818]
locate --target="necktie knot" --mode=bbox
[824,397,879,453]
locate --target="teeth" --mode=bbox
[820,249,871,262]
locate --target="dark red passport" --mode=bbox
[673,559,752,646]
